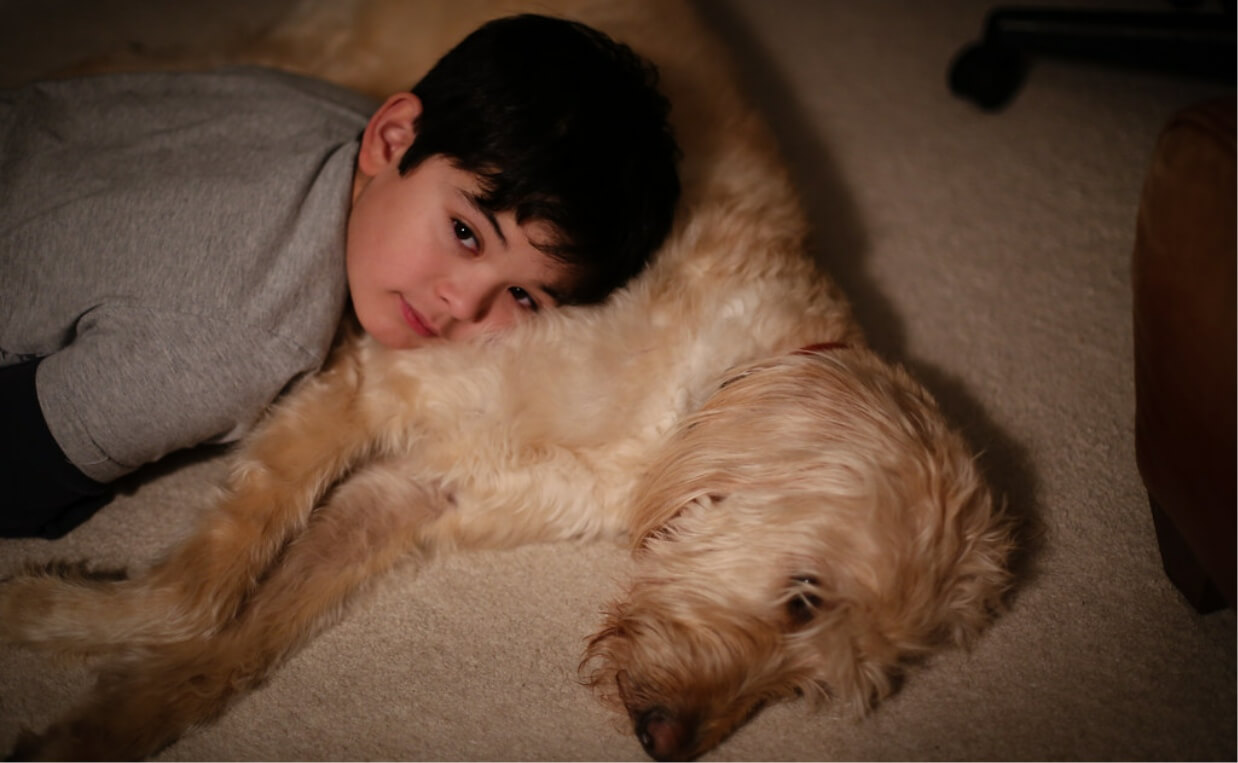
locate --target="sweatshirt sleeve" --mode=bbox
[36,304,322,484]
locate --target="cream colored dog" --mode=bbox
[0,1,1014,760]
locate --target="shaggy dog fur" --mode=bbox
[0,1,1014,760]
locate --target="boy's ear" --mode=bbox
[357,92,423,177]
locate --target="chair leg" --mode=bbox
[948,6,1237,111]
[1148,497,1226,614]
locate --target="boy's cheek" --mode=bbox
[446,309,527,343]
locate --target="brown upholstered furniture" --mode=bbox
[1132,97,1236,612]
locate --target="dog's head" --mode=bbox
[581,348,1014,761]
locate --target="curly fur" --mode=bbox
[582,350,1013,757]
[0,1,1014,760]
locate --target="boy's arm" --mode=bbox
[0,308,330,540]
[0,358,113,538]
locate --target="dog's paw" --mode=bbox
[0,572,61,645]
[0,562,130,653]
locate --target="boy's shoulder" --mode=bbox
[14,66,378,124]
[206,66,380,117]
[3,65,361,387]
[6,66,375,193]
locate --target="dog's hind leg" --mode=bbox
[0,337,385,655]
[10,458,447,761]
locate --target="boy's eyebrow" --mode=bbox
[460,189,507,248]
[457,187,566,306]
[540,283,565,305]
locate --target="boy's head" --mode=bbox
[346,14,680,351]
[402,14,681,304]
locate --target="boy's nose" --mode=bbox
[441,274,499,323]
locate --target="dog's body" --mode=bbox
[0,1,1014,760]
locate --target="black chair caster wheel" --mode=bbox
[948,42,1026,111]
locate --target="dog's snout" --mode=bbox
[636,706,693,761]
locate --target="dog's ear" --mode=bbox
[631,492,725,551]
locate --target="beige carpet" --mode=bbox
[1,1,1234,760]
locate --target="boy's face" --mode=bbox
[346,93,569,350]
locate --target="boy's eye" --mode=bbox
[452,219,479,252]
[509,286,539,312]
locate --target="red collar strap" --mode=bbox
[794,342,850,356]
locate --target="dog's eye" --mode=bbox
[784,575,823,628]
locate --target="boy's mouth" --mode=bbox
[399,298,439,339]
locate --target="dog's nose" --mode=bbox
[636,706,691,761]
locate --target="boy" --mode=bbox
[0,14,681,538]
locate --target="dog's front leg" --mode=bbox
[0,337,386,654]
[10,457,446,761]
